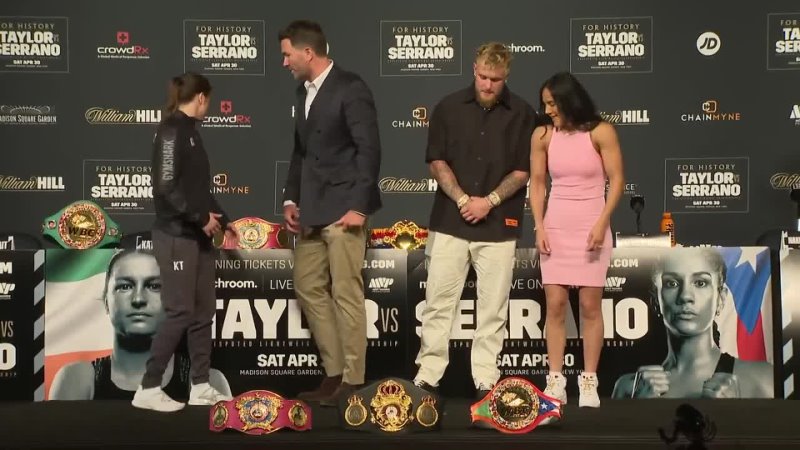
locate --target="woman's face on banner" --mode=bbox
[106,253,165,336]
[656,251,722,338]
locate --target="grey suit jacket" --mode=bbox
[282,65,382,227]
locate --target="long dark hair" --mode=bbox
[164,72,212,116]
[538,71,601,132]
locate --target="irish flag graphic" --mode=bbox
[44,249,117,399]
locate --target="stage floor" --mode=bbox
[1,398,798,449]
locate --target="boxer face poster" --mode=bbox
[43,248,409,400]
[409,246,775,399]
[44,249,229,401]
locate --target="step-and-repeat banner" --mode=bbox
[2,0,800,250]
[0,246,782,401]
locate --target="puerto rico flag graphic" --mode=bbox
[717,247,773,363]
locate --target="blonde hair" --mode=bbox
[475,42,512,73]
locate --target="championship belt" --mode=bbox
[219,217,289,249]
[338,378,442,434]
[470,377,562,433]
[42,201,121,249]
[369,220,428,250]
[209,390,312,435]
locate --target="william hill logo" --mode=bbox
[599,109,649,125]
[391,107,429,128]
[85,107,161,124]
[770,173,800,190]
[379,177,437,193]
[369,277,394,292]
[0,175,65,191]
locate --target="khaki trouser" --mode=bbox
[414,231,516,389]
[293,224,367,385]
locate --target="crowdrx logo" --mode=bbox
[392,106,429,129]
[97,31,150,60]
[202,100,252,128]
[680,100,741,122]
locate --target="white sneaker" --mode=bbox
[578,373,600,408]
[132,386,185,412]
[543,373,567,404]
[539,373,567,425]
[188,382,233,406]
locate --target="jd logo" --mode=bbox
[696,31,721,56]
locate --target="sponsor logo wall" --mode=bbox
[1,3,797,246]
[2,0,800,401]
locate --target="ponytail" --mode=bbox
[162,72,212,118]
[165,76,183,114]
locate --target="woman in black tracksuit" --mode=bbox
[132,72,237,412]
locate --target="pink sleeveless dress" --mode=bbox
[540,128,612,287]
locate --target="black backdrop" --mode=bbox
[1,0,800,247]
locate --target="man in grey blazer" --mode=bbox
[278,20,381,406]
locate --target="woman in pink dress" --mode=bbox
[529,72,625,408]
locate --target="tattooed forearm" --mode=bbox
[492,171,529,202]
[429,160,467,202]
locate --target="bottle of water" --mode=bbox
[660,212,675,247]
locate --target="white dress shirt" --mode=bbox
[304,60,334,118]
